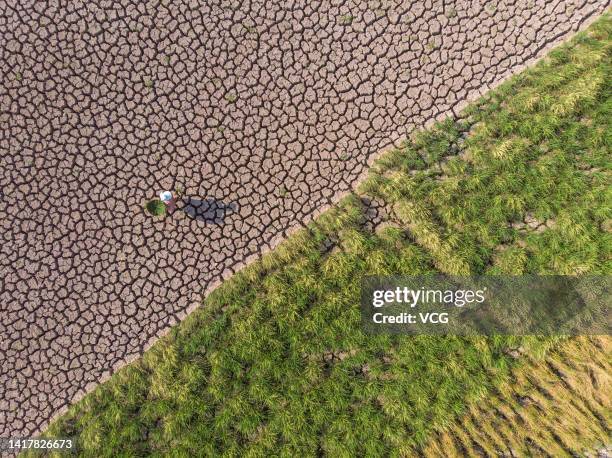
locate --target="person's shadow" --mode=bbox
[181,197,237,225]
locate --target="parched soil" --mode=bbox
[1,0,609,437]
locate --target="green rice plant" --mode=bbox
[145,199,166,216]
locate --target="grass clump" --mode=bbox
[38,13,611,457]
[145,199,166,217]
[445,7,458,19]
[339,14,354,25]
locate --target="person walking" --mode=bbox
[159,190,176,215]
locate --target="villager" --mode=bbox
[159,190,176,214]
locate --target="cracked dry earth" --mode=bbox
[1,0,609,437]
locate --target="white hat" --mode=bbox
[159,191,173,202]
